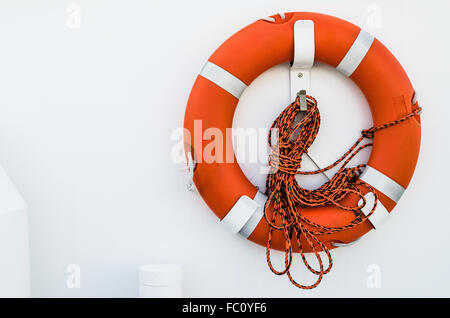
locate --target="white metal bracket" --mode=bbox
[290,20,315,111]
[180,152,196,192]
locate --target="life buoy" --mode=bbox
[183,12,421,253]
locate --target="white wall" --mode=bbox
[0,0,449,297]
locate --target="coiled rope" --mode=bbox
[264,95,421,289]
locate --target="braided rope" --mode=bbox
[264,95,421,289]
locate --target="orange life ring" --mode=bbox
[183,12,421,252]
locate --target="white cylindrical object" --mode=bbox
[139,264,182,298]
[0,164,30,297]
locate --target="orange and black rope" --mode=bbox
[264,95,421,289]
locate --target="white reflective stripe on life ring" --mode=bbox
[359,165,405,203]
[359,192,390,229]
[336,29,374,77]
[221,192,266,238]
[240,192,266,238]
[199,61,247,99]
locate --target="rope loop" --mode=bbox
[362,127,375,139]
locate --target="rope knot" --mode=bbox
[362,128,375,139]
[268,150,303,174]
[267,96,318,175]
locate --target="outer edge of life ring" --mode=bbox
[183,12,421,252]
